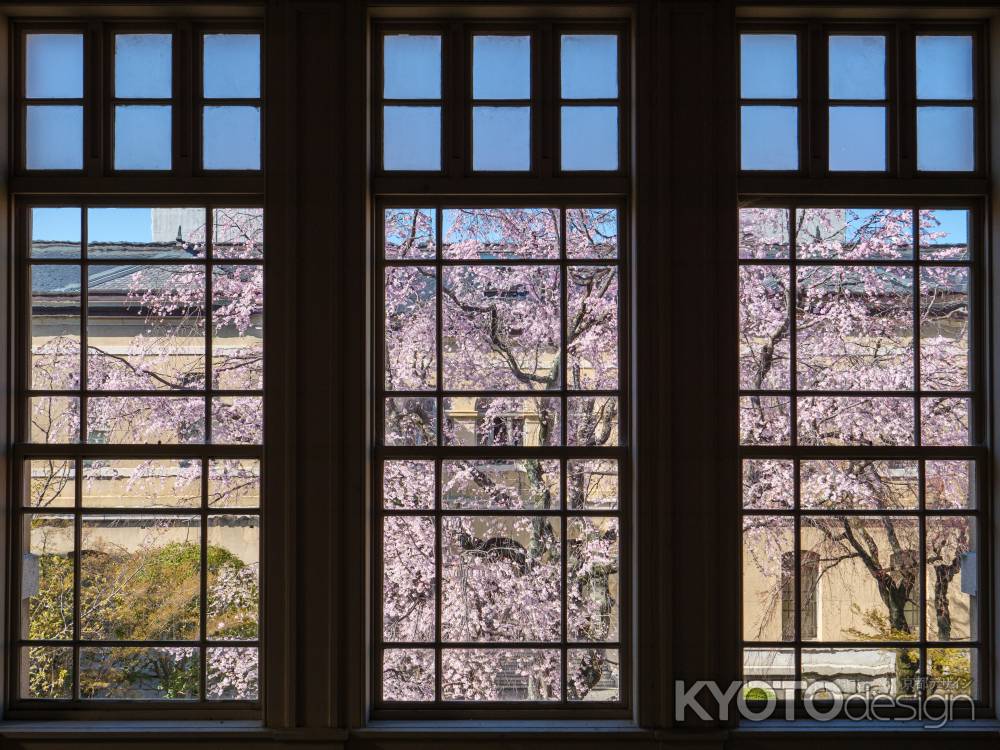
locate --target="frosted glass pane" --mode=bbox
[561,35,617,99]
[473,107,530,171]
[561,106,617,170]
[204,34,260,98]
[26,34,83,98]
[829,35,885,100]
[203,106,261,170]
[26,106,83,170]
[918,107,974,171]
[741,106,797,170]
[384,106,440,170]
[741,34,797,99]
[115,34,171,98]
[474,36,530,99]
[384,35,440,99]
[917,35,973,100]
[829,106,886,171]
[114,105,171,170]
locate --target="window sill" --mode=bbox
[357,720,650,740]
[0,720,269,740]
[732,718,1000,734]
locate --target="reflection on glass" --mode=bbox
[561,106,618,170]
[473,107,530,171]
[741,106,797,170]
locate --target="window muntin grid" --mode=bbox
[376,202,627,707]
[738,203,983,705]
[18,204,263,704]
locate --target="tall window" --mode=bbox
[17,22,263,711]
[375,20,628,712]
[739,22,983,709]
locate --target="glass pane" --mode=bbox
[802,515,919,641]
[213,264,264,390]
[473,35,530,99]
[473,107,530,171]
[561,106,618,171]
[31,264,80,390]
[29,397,79,444]
[796,266,913,390]
[383,34,441,99]
[213,207,264,259]
[743,648,796,699]
[384,106,440,170]
[741,34,797,99]
[115,34,171,98]
[203,106,260,170]
[442,207,559,260]
[441,459,559,510]
[802,648,918,697]
[79,647,199,700]
[383,649,434,701]
[31,207,80,259]
[567,396,619,447]
[26,105,83,170]
[115,105,171,170]
[568,648,619,702]
[207,647,259,700]
[742,459,793,510]
[740,395,789,445]
[741,106,797,170]
[926,516,975,642]
[567,208,617,259]
[23,514,74,641]
[828,35,885,99]
[382,515,435,642]
[798,397,914,446]
[568,458,618,510]
[204,34,260,98]
[81,515,200,640]
[926,460,975,510]
[88,207,206,260]
[87,265,205,391]
[207,514,259,639]
[443,395,560,447]
[739,265,790,390]
[82,459,200,508]
[441,648,559,701]
[796,207,912,260]
[739,207,789,260]
[26,33,83,98]
[385,266,436,391]
[922,396,970,446]
[568,516,619,641]
[208,458,260,508]
[568,265,618,389]
[829,106,886,171]
[800,460,918,510]
[442,516,560,641]
[211,396,262,444]
[920,209,969,260]
[928,648,977,698]
[742,515,793,641]
[26,459,75,508]
[383,460,434,509]
[918,106,974,172]
[87,396,204,444]
[561,34,618,99]
[921,266,969,391]
[384,397,437,446]
[442,265,560,390]
[385,208,435,260]
[21,646,73,699]
[917,35,973,100]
